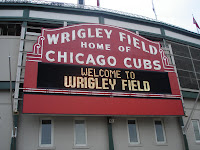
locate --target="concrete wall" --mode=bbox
[112,117,184,150]
[17,114,185,150]
[29,10,99,23]
[0,10,23,17]
[0,36,20,81]
[17,115,109,150]
[0,91,13,150]
[183,98,200,150]
[104,18,161,34]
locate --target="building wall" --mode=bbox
[0,36,20,149]
[183,98,200,150]
[112,117,184,150]
[17,114,185,150]
[17,115,109,150]
[0,36,20,81]
[0,3,200,150]
[0,91,13,150]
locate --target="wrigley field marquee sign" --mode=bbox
[23,24,184,116]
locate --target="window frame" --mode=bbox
[192,120,200,143]
[39,118,54,147]
[153,119,166,144]
[74,118,87,146]
[127,118,140,145]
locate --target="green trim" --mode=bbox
[0,82,15,90]
[23,8,29,19]
[0,17,24,21]
[183,134,189,150]
[165,35,200,49]
[178,117,184,127]
[27,17,88,25]
[14,114,18,127]
[178,117,189,150]
[99,16,104,24]
[10,137,16,150]
[160,28,165,36]
[182,91,198,99]
[22,21,27,27]
[107,117,114,150]
[27,17,64,25]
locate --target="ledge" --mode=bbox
[128,143,143,147]
[72,146,90,149]
[37,146,56,150]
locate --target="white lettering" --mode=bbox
[107,56,116,66]
[77,29,86,38]
[143,59,152,69]
[124,58,132,68]
[96,28,103,38]
[149,45,157,55]
[58,51,67,62]
[104,29,112,39]
[153,60,161,70]
[86,54,96,65]
[75,53,84,64]
[61,32,70,43]
[47,34,59,45]
[46,50,55,62]
[119,32,126,42]
[96,55,105,66]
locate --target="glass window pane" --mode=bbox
[155,121,165,142]
[192,120,200,141]
[128,120,138,143]
[75,120,86,145]
[41,120,51,145]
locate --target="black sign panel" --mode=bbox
[37,62,172,94]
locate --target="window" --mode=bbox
[192,120,200,142]
[39,119,53,147]
[74,120,87,146]
[154,120,166,143]
[0,23,21,36]
[127,119,140,144]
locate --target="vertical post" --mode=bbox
[13,22,26,112]
[107,117,114,150]
[178,117,189,150]
[64,21,68,27]
[9,55,16,150]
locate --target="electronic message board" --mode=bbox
[23,24,184,116]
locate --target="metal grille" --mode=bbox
[168,40,200,90]
[170,42,190,58]
[190,47,200,60]
[174,56,194,71]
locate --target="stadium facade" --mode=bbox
[0,1,200,150]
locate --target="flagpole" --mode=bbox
[193,14,200,34]
[97,0,100,7]
[152,0,157,20]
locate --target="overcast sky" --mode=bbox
[47,0,200,33]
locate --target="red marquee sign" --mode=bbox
[23,24,184,116]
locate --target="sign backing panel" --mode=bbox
[23,23,184,116]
